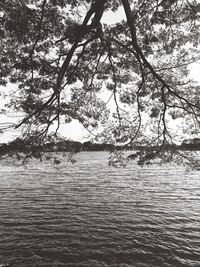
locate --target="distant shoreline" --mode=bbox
[1,139,200,154]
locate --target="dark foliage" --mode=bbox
[1,0,200,167]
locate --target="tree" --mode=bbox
[0,0,200,166]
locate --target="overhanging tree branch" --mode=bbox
[15,0,108,129]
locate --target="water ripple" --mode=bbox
[0,152,200,266]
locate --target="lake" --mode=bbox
[0,152,200,266]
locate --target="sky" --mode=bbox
[0,4,200,144]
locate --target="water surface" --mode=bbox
[0,152,200,266]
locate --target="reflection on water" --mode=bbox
[0,152,200,267]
